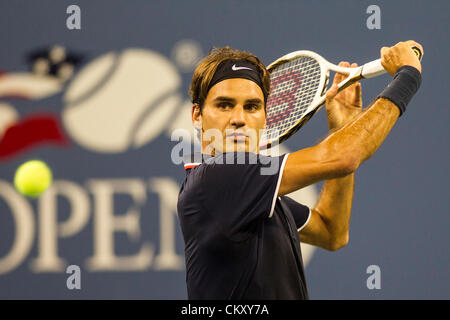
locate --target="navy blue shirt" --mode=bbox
[177,152,310,299]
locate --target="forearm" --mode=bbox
[323,97,400,168]
[281,73,417,196]
[314,173,354,244]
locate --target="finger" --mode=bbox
[333,72,345,85]
[380,46,391,65]
[338,61,351,71]
[326,83,338,102]
[353,82,362,107]
[333,61,349,84]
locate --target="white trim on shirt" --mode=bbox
[269,153,290,218]
[297,208,312,232]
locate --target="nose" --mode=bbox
[230,105,245,129]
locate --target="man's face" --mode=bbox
[194,78,266,154]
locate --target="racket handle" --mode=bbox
[361,59,386,78]
[361,46,423,79]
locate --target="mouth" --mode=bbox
[227,132,248,142]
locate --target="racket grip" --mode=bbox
[361,59,386,78]
[362,46,423,79]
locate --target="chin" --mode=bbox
[235,143,259,154]
[221,138,260,154]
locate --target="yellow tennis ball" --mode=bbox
[14,160,53,198]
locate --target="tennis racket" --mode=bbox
[260,47,423,149]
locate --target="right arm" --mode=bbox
[279,97,399,195]
[278,40,423,196]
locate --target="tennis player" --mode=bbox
[177,40,423,299]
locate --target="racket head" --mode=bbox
[260,51,331,149]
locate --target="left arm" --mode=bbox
[300,174,354,251]
[299,62,361,251]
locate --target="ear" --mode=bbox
[192,104,202,130]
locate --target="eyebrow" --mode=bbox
[213,96,263,105]
[245,98,264,105]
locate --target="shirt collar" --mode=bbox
[183,153,213,170]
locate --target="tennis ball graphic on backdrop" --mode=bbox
[62,48,182,153]
[14,160,52,197]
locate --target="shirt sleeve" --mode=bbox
[198,152,289,239]
[280,196,311,231]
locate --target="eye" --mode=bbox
[245,104,260,111]
[216,102,232,109]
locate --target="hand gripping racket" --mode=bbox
[260,47,423,149]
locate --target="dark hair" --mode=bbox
[189,46,270,112]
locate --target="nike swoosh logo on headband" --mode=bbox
[232,64,252,71]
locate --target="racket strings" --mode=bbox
[264,57,322,141]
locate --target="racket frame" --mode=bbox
[261,50,386,148]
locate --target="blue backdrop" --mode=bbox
[0,0,448,299]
